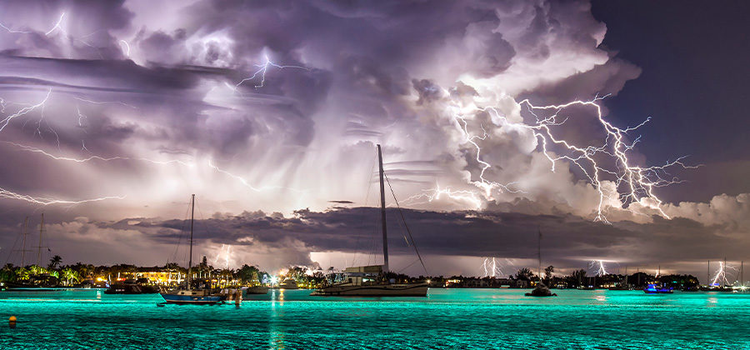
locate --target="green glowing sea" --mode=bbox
[1,288,749,349]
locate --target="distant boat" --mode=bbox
[525,227,556,297]
[277,279,298,290]
[643,284,673,294]
[105,278,161,294]
[242,285,269,296]
[311,145,428,297]
[160,195,225,305]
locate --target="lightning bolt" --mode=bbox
[2,141,194,167]
[480,257,504,278]
[590,260,608,276]
[710,261,737,287]
[402,182,484,209]
[44,12,66,36]
[119,40,131,57]
[425,91,697,222]
[233,54,309,89]
[208,159,306,193]
[212,244,233,269]
[0,187,125,206]
[0,89,52,133]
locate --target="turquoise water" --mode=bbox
[1,288,749,349]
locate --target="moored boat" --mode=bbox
[312,145,428,297]
[242,285,269,296]
[644,284,673,294]
[160,195,225,305]
[105,278,162,294]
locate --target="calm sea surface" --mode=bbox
[0,288,748,349]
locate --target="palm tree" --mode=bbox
[515,267,534,281]
[16,267,30,281]
[48,255,62,270]
[0,264,16,282]
[29,265,47,276]
[61,268,79,286]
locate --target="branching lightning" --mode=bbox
[480,257,504,278]
[3,142,194,167]
[590,260,608,276]
[213,244,233,269]
[0,187,125,206]
[402,182,484,209]
[233,55,309,89]
[208,159,306,193]
[423,90,697,222]
[710,261,737,287]
[0,89,52,133]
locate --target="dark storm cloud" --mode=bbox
[61,207,744,272]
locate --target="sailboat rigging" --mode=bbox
[311,144,428,297]
[160,194,225,305]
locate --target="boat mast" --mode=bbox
[377,145,389,273]
[537,227,542,280]
[188,194,195,290]
[707,260,710,287]
[741,261,744,287]
[723,257,727,288]
[21,217,29,267]
[37,213,44,267]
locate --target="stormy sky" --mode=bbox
[0,0,748,282]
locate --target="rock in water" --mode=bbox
[525,283,557,297]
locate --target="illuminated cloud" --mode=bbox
[0,0,744,278]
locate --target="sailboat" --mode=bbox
[525,227,556,297]
[311,145,428,297]
[5,214,60,291]
[160,195,225,305]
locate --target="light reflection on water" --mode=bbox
[1,288,749,349]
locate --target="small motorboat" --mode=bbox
[643,284,673,294]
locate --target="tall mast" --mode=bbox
[741,261,744,287]
[377,145,389,273]
[707,260,710,286]
[537,227,542,280]
[723,257,727,288]
[37,213,44,267]
[21,217,29,267]
[188,194,195,290]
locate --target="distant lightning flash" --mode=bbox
[3,142,194,167]
[481,257,504,278]
[710,261,737,286]
[234,55,309,89]
[213,244,232,269]
[208,159,306,193]
[430,91,696,222]
[0,89,52,133]
[402,182,484,209]
[590,260,608,276]
[0,186,125,206]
